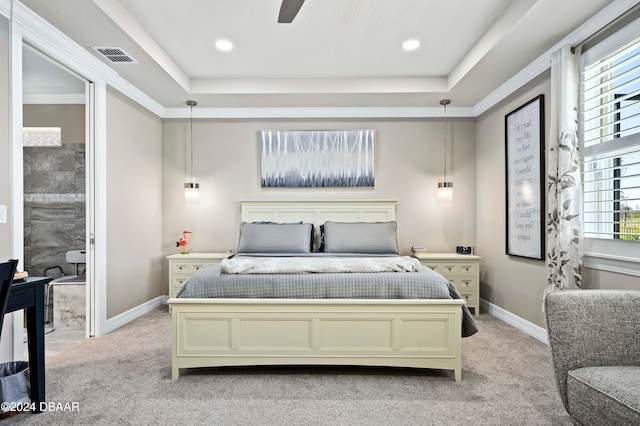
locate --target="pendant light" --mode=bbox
[437,99,453,206]
[184,100,200,206]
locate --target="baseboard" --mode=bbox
[480,298,548,344]
[102,296,165,335]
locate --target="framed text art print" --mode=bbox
[505,94,545,260]
[260,130,375,188]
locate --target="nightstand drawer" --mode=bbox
[455,278,475,292]
[459,292,478,306]
[172,263,189,274]
[422,263,441,273]
[189,262,216,274]
[458,263,477,276]
[172,276,189,288]
[440,263,458,277]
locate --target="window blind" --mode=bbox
[582,35,640,240]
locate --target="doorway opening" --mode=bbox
[21,44,89,355]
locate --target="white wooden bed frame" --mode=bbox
[169,200,465,382]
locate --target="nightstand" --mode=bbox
[167,252,230,299]
[413,253,482,316]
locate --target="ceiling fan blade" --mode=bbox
[278,0,305,23]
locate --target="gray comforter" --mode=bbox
[177,263,478,337]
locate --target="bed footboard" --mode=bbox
[169,298,465,382]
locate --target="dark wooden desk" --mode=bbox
[6,277,51,412]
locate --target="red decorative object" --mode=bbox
[176,231,192,254]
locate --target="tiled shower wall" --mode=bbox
[24,143,85,277]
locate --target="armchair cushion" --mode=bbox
[567,366,640,425]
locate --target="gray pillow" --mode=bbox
[322,221,399,254]
[252,221,315,251]
[237,222,313,253]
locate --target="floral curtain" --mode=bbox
[547,45,583,292]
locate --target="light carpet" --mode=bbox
[6,307,571,425]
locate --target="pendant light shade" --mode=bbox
[437,178,453,204]
[184,177,199,205]
[438,99,453,206]
[184,100,199,206]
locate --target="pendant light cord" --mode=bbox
[186,100,197,180]
[190,104,194,179]
[443,102,447,181]
[440,99,450,182]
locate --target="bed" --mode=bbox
[168,200,476,382]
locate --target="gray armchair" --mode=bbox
[544,290,640,425]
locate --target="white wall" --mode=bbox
[476,72,551,328]
[23,103,85,143]
[162,118,477,283]
[106,87,163,318]
[583,268,640,290]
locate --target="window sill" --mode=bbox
[583,252,640,277]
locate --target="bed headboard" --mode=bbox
[240,199,396,225]
[240,200,397,252]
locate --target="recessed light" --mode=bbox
[402,39,420,51]
[215,39,234,52]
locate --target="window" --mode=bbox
[582,36,640,241]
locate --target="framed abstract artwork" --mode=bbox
[260,130,375,188]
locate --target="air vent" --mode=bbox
[92,47,137,64]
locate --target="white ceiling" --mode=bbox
[121,0,510,79]
[20,0,615,109]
